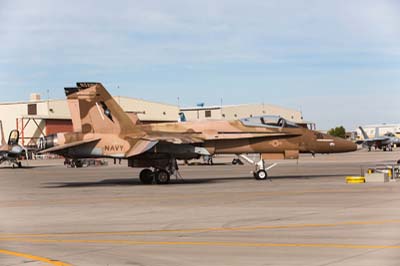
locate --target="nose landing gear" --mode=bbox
[254,169,268,180]
[237,154,277,181]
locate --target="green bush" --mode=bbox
[327,126,346,139]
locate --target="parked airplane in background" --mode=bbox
[0,121,25,168]
[39,82,357,184]
[357,126,400,151]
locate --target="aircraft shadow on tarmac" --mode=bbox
[43,174,346,188]
[0,165,49,170]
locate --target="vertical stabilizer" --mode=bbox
[375,127,380,138]
[359,127,369,140]
[66,96,83,133]
[0,121,5,145]
[65,83,136,135]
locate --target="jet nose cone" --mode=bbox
[335,138,358,152]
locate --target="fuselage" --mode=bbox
[0,144,23,163]
[42,118,357,159]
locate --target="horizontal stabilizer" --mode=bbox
[126,139,158,158]
[39,138,101,154]
[194,147,211,156]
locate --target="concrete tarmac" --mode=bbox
[1,150,400,266]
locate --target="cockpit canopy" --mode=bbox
[384,132,395,138]
[8,130,20,146]
[240,115,300,129]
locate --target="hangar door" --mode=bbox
[46,119,73,135]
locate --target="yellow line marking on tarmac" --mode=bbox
[1,219,400,238]
[0,249,71,266]
[0,239,399,250]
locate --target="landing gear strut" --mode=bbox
[237,154,277,181]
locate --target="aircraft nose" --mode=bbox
[334,137,357,152]
[10,145,23,155]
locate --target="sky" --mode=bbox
[0,0,399,130]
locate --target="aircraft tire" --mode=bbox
[155,170,170,185]
[140,169,154,185]
[255,170,268,180]
[75,160,83,168]
[18,162,22,168]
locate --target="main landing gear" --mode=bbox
[11,161,22,168]
[383,145,393,152]
[139,158,178,185]
[139,169,171,185]
[236,154,277,181]
[139,168,173,185]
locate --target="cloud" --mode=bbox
[0,0,399,128]
[1,0,399,66]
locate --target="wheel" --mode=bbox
[254,170,268,180]
[74,160,83,168]
[18,162,22,168]
[71,160,81,168]
[155,169,170,185]
[139,169,154,184]
[233,159,243,165]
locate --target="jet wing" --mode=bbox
[210,132,301,140]
[358,137,389,145]
[125,132,300,158]
[142,131,299,144]
[142,133,205,144]
[39,138,101,154]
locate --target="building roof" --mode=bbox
[181,103,300,112]
[360,124,400,128]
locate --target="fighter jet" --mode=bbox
[357,126,400,151]
[0,121,25,168]
[39,82,357,184]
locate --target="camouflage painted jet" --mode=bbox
[0,121,25,168]
[39,82,357,184]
